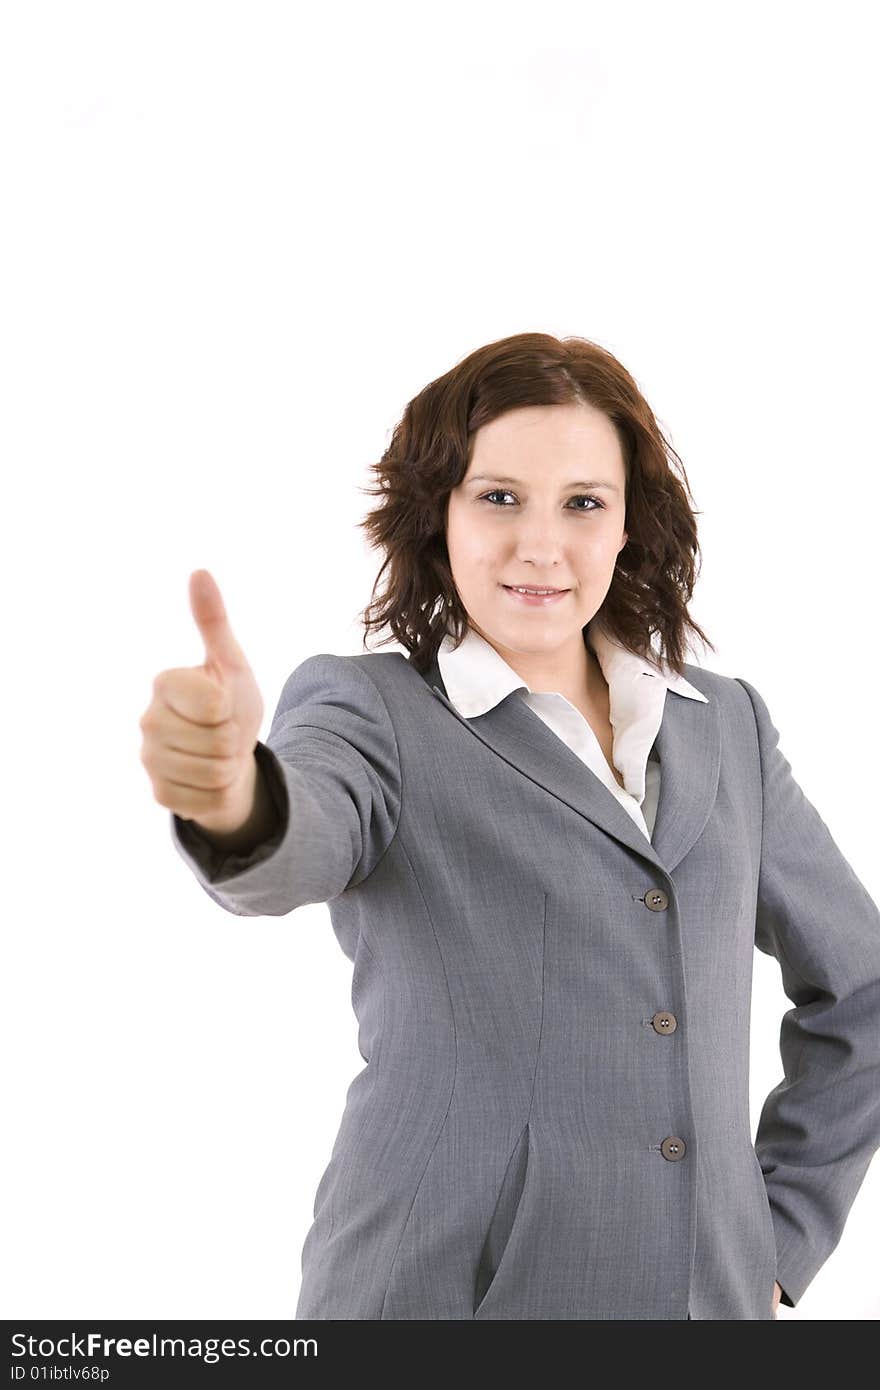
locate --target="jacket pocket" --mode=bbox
[473,1120,531,1317]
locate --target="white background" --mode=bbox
[2,0,878,1320]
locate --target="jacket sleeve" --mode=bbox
[168,653,402,917]
[736,676,880,1308]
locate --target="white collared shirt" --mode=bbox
[437,615,708,842]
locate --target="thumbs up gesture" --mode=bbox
[139,570,266,834]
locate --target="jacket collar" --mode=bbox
[410,616,719,876]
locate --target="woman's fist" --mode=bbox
[139,570,266,834]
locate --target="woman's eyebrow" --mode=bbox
[466,474,620,492]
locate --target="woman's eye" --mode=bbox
[479,490,604,512]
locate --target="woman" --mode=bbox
[146,332,880,1319]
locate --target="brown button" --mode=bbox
[644,888,669,911]
[652,1011,677,1034]
[661,1136,687,1161]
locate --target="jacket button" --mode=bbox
[660,1136,687,1160]
[652,1011,677,1033]
[644,888,669,911]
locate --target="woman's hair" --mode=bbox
[356,331,715,678]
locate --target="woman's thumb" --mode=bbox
[189,569,249,677]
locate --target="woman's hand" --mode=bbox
[139,569,265,833]
[772,1280,782,1317]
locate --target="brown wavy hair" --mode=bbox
[355,331,715,678]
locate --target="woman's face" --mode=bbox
[445,402,629,668]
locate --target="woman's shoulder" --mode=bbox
[677,660,767,720]
[281,648,419,710]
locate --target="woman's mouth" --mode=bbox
[501,585,570,607]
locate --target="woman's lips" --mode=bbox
[501,585,570,606]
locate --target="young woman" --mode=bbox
[143,332,880,1319]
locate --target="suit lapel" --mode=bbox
[413,653,720,876]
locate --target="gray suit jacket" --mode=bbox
[170,648,880,1320]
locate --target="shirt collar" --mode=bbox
[436,612,708,719]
